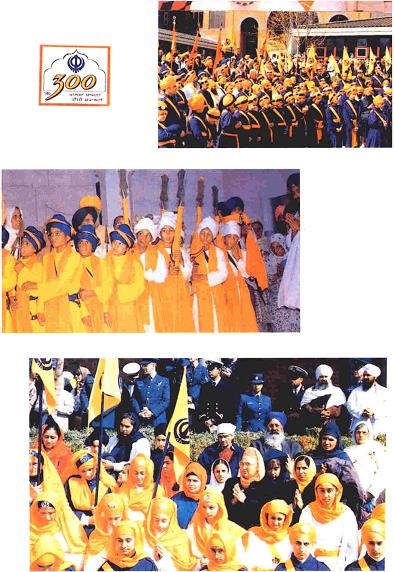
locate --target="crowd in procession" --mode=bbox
[158,47,392,148]
[2,174,300,334]
[29,358,386,571]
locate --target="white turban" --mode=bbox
[217,423,236,435]
[158,211,176,233]
[198,216,219,239]
[315,364,333,380]
[221,220,241,238]
[134,217,157,241]
[360,363,381,378]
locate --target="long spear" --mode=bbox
[118,169,130,226]
[160,174,169,213]
[172,170,186,268]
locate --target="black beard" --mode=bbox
[362,380,374,391]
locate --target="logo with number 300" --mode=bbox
[40,45,110,106]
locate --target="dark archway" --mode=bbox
[240,17,258,58]
[329,14,349,23]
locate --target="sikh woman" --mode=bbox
[2,225,16,332]
[344,420,385,519]
[30,534,76,571]
[290,455,317,524]
[221,220,258,332]
[243,500,293,571]
[190,216,229,333]
[26,214,89,332]
[84,493,128,572]
[13,226,45,332]
[64,449,117,536]
[144,497,198,571]
[29,448,67,505]
[157,211,195,332]
[310,422,364,518]
[99,520,157,571]
[74,224,111,332]
[299,473,359,572]
[172,462,208,529]
[107,223,145,332]
[133,217,168,332]
[187,487,245,560]
[119,454,163,521]
[261,450,297,505]
[30,491,87,569]
[222,447,266,530]
[102,413,151,476]
[275,523,330,571]
[345,519,385,571]
[33,419,73,482]
[209,458,231,492]
[3,204,23,253]
[204,529,248,571]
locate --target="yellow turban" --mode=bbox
[80,195,102,211]
[289,522,317,545]
[361,518,385,545]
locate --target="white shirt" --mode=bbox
[301,383,346,409]
[346,383,387,436]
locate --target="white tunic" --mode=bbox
[299,504,359,572]
[344,439,385,499]
[346,383,387,436]
[243,531,292,571]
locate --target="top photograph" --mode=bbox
[158,0,392,148]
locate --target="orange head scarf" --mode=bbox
[239,447,265,488]
[309,473,345,524]
[144,497,198,570]
[120,454,157,514]
[87,493,128,556]
[29,448,67,502]
[33,423,73,481]
[189,487,245,555]
[30,491,87,553]
[371,503,385,523]
[30,534,72,571]
[180,462,207,501]
[106,520,148,569]
[206,528,247,571]
[361,518,385,546]
[249,500,293,544]
[294,455,316,493]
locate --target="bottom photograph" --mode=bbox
[29,358,387,572]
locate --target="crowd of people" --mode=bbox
[158,48,392,148]
[29,358,386,571]
[3,174,300,333]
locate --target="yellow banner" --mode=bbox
[167,366,190,481]
[88,358,120,427]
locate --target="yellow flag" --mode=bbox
[306,44,317,74]
[329,54,340,76]
[166,367,190,481]
[88,359,121,427]
[226,13,237,55]
[342,46,351,73]
[31,358,57,414]
[368,47,376,76]
[382,46,391,72]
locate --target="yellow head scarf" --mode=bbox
[30,534,73,571]
[29,448,68,503]
[309,473,345,524]
[106,520,148,569]
[249,500,293,544]
[239,447,265,487]
[294,455,316,493]
[361,519,385,545]
[87,493,128,556]
[120,454,158,514]
[189,487,245,555]
[207,528,246,571]
[144,497,198,570]
[30,491,87,553]
[371,503,385,523]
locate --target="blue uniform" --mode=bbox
[236,393,272,431]
[343,99,361,147]
[158,121,180,148]
[276,554,330,571]
[188,112,211,148]
[99,557,158,570]
[132,374,170,427]
[197,441,244,482]
[186,362,209,405]
[218,110,240,148]
[365,107,389,147]
[171,491,198,529]
[326,104,344,148]
[345,554,385,571]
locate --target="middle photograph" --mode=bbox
[2,168,300,333]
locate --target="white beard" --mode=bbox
[265,432,285,450]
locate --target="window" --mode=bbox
[329,14,349,22]
[209,11,225,29]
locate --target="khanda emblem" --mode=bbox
[174,418,190,445]
[35,358,53,371]
[67,53,85,74]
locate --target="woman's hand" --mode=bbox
[82,316,92,329]
[294,488,303,510]
[232,483,246,503]
[285,455,294,477]
[104,312,113,328]
[102,459,113,471]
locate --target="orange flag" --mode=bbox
[166,367,190,481]
[299,1,314,10]
[213,28,223,70]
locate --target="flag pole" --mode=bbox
[36,374,44,486]
[152,432,171,499]
[94,391,105,506]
